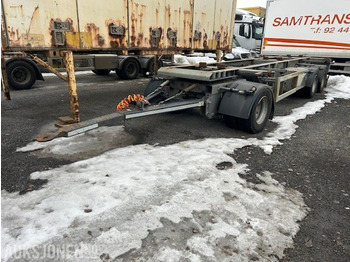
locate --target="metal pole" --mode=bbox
[153,55,158,75]
[61,50,80,122]
[26,53,68,82]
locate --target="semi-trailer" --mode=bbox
[1,0,236,90]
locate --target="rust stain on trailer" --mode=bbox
[193,10,208,50]
[183,9,192,48]
[105,19,127,48]
[22,34,45,47]
[137,5,146,47]
[7,27,20,46]
[149,27,163,48]
[85,23,104,47]
[23,6,45,47]
[130,3,147,48]
[130,10,137,47]
[203,33,208,49]
[28,6,39,34]
[165,4,171,29]
[49,18,75,47]
[221,26,229,50]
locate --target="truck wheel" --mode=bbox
[223,115,240,129]
[143,59,162,77]
[239,89,273,134]
[116,70,124,78]
[120,59,140,79]
[318,74,327,93]
[92,69,111,75]
[303,75,318,98]
[6,60,36,90]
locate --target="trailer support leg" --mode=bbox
[1,22,11,100]
[27,53,68,82]
[61,50,80,123]
[1,57,11,100]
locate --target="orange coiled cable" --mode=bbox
[116,94,147,111]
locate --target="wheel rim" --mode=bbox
[255,95,269,125]
[12,66,31,84]
[126,62,136,75]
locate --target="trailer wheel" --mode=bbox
[143,59,162,77]
[239,89,273,134]
[92,69,111,75]
[223,115,240,129]
[318,73,327,93]
[303,75,318,98]
[120,59,140,79]
[6,60,36,90]
[116,69,124,78]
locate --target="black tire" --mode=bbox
[120,59,140,79]
[116,69,124,78]
[143,59,162,77]
[238,89,273,134]
[92,69,111,75]
[6,60,36,90]
[303,75,318,98]
[318,73,327,93]
[223,115,240,129]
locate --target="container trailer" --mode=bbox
[1,0,236,89]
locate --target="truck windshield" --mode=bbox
[255,26,263,39]
[252,22,264,40]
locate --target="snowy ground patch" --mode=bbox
[17,126,136,161]
[2,76,350,261]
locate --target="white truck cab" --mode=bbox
[234,9,264,52]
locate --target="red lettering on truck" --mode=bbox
[273,17,281,26]
[303,15,313,25]
[272,13,350,26]
[310,15,322,25]
[290,16,303,25]
[321,15,331,24]
[346,13,350,24]
[280,17,289,26]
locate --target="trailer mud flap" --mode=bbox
[218,80,274,120]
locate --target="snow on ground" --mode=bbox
[2,76,350,261]
[41,71,96,78]
[173,55,216,65]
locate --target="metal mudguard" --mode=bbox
[305,67,319,87]
[218,79,274,119]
